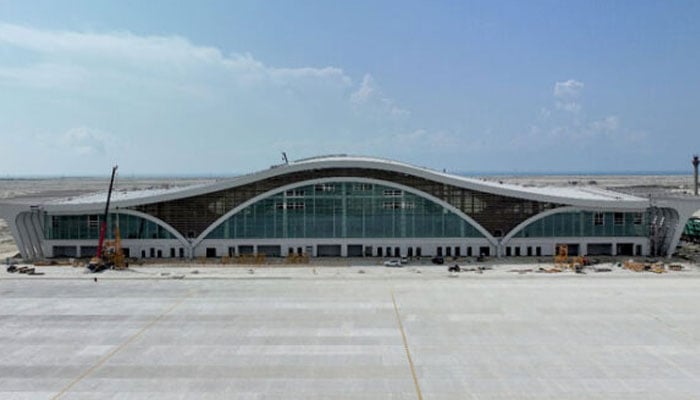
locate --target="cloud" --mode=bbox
[554,79,584,98]
[0,23,411,174]
[59,127,112,155]
[351,74,409,117]
[516,81,647,155]
[37,127,116,156]
[553,79,584,113]
[392,129,461,149]
[589,115,619,134]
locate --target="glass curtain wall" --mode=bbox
[514,211,648,238]
[44,213,175,240]
[206,182,484,239]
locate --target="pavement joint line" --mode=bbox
[50,290,193,400]
[391,288,423,400]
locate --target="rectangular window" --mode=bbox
[383,201,401,209]
[277,202,305,210]
[383,189,402,197]
[382,201,414,209]
[633,212,643,225]
[614,212,624,225]
[594,212,605,226]
[353,183,373,191]
[87,215,99,228]
[285,189,305,197]
[288,202,304,210]
[315,184,335,192]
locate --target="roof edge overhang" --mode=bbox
[30,156,649,212]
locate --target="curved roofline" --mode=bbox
[501,206,580,244]
[42,155,650,211]
[192,176,499,248]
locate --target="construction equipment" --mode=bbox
[554,244,569,268]
[623,259,645,272]
[101,220,126,270]
[553,244,589,272]
[623,259,666,273]
[87,166,124,272]
[286,253,310,264]
[682,217,700,243]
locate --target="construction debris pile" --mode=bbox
[676,241,700,262]
[6,265,44,276]
[622,259,684,274]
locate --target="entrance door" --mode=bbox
[347,245,363,257]
[317,245,341,257]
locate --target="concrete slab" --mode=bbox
[1,266,700,399]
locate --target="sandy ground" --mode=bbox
[2,260,698,280]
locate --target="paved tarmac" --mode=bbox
[1,266,700,399]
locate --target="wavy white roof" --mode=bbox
[42,154,649,211]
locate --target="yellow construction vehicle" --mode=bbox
[554,244,569,268]
[101,223,127,270]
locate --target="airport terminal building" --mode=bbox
[2,155,699,260]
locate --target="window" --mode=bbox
[383,189,402,197]
[382,201,414,209]
[288,202,304,210]
[87,215,99,228]
[286,189,305,197]
[353,183,373,191]
[594,212,605,226]
[614,212,624,225]
[383,201,401,209]
[315,184,335,192]
[633,212,643,225]
[276,202,305,210]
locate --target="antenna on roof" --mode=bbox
[282,152,289,164]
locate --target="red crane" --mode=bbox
[88,165,118,272]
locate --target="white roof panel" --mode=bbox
[39,155,648,209]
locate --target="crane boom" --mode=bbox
[96,165,118,259]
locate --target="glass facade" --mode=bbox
[514,211,647,238]
[44,213,175,240]
[206,182,484,239]
[132,167,560,239]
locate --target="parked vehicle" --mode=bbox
[431,256,444,265]
[383,259,403,267]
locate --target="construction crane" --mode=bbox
[87,165,125,272]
